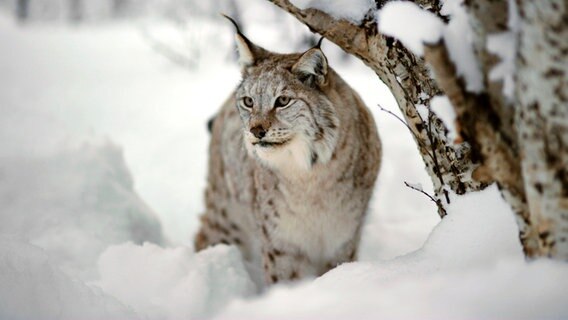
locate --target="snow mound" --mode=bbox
[421,184,522,265]
[96,243,256,320]
[377,1,444,55]
[219,258,568,319]
[0,141,164,281]
[217,185,567,319]
[0,237,138,320]
[290,0,374,24]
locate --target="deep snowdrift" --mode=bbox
[96,243,255,319]
[0,238,138,320]
[0,141,164,281]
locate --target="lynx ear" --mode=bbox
[235,33,255,67]
[222,14,267,70]
[292,47,328,87]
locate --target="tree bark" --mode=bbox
[266,0,568,259]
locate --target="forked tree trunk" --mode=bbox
[266,0,568,260]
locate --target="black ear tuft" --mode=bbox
[207,115,216,133]
[315,36,324,49]
[221,13,268,70]
[221,14,242,34]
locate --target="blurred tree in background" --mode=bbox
[16,0,29,22]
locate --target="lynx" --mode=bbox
[195,17,381,285]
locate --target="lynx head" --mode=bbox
[225,16,340,174]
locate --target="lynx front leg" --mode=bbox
[261,243,317,284]
[260,235,359,284]
[320,239,359,276]
[256,205,316,283]
[254,170,320,284]
[194,210,245,250]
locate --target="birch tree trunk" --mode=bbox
[266,0,568,260]
[515,0,568,258]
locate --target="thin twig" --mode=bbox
[377,103,436,160]
[404,181,436,203]
[379,103,448,218]
[404,181,448,218]
[377,104,415,135]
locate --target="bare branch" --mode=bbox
[377,104,418,140]
[404,181,447,218]
[377,103,437,162]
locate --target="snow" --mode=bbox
[441,0,484,92]
[0,139,164,280]
[415,103,430,121]
[290,0,374,24]
[0,4,567,320]
[218,185,568,319]
[377,1,444,55]
[0,237,138,320]
[96,243,256,319]
[430,95,458,141]
[405,182,424,192]
[488,32,516,100]
[487,0,520,101]
[221,258,568,319]
[377,0,484,92]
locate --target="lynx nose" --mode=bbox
[250,126,266,139]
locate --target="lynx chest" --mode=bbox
[269,170,362,264]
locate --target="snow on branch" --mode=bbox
[376,0,483,92]
[430,95,458,142]
[267,0,488,219]
[441,0,484,93]
[487,32,516,100]
[377,1,444,55]
[290,0,374,24]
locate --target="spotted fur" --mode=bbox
[195,27,381,286]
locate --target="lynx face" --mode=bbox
[234,47,339,173]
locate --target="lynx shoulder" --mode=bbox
[195,18,381,286]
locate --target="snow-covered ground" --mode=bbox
[0,4,567,319]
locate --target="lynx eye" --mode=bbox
[274,96,291,108]
[241,96,254,109]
